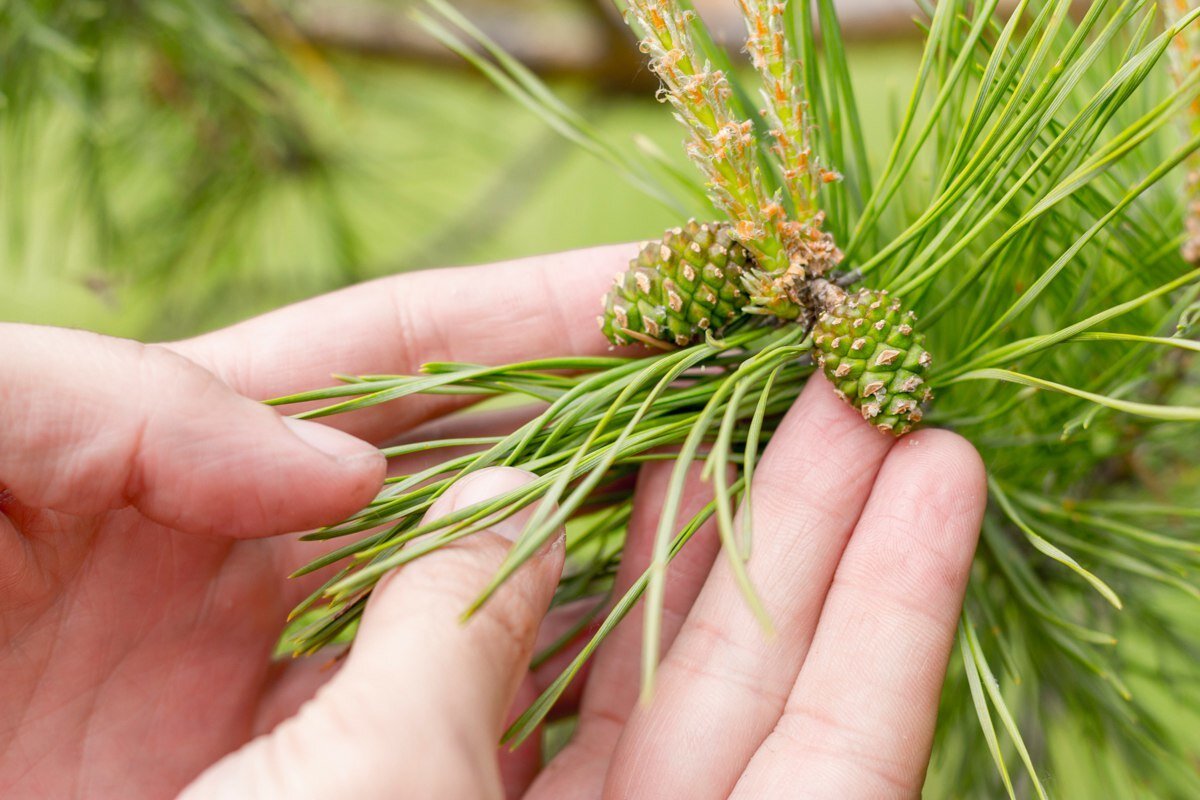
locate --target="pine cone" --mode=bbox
[813,288,933,435]
[601,220,752,347]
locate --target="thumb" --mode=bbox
[0,324,383,536]
[182,467,564,800]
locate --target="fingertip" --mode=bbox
[849,428,987,603]
[336,466,561,756]
[752,374,897,514]
[288,416,387,493]
[202,414,386,539]
[891,428,988,524]
[791,373,899,447]
[283,416,384,467]
[285,416,388,520]
[426,467,543,544]
[363,466,556,635]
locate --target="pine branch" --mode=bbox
[276,1,1200,794]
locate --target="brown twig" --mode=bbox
[286,0,653,91]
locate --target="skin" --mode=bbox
[0,244,987,799]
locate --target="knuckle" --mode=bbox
[777,706,920,797]
[669,621,790,710]
[469,594,541,668]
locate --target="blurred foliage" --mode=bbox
[0,0,918,340]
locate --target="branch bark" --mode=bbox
[287,0,651,90]
[286,0,1094,84]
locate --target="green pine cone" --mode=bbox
[600,220,752,347]
[812,288,933,435]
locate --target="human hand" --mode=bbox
[187,376,985,800]
[523,377,986,800]
[0,245,985,800]
[0,246,630,798]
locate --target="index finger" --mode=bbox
[168,243,638,442]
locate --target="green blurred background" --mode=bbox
[0,0,919,342]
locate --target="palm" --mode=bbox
[4,252,986,800]
[1,498,303,796]
[0,249,618,798]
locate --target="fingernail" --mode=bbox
[440,467,539,542]
[284,417,381,466]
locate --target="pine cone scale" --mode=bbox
[601,220,752,347]
[813,288,932,435]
